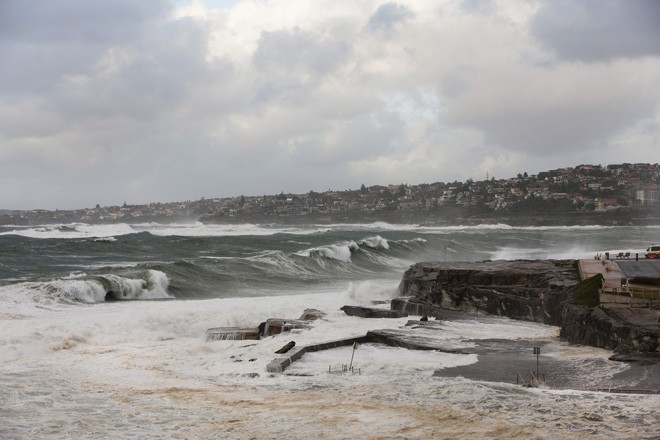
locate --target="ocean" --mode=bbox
[0,222,658,439]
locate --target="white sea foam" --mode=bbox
[358,235,390,249]
[295,236,398,264]
[2,224,659,438]
[0,223,135,239]
[133,222,331,237]
[489,244,649,261]
[344,279,399,303]
[296,241,359,263]
[0,222,331,239]
[94,236,117,242]
[1,283,657,439]
[1,221,647,241]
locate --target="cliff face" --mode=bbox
[397,260,577,325]
[559,304,659,360]
[396,260,659,360]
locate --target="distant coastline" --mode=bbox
[2,162,658,226]
[2,206,658,227]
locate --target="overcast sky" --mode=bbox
[1,0,659,210]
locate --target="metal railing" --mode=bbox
[628,288,660,299]
[601,287,660,300]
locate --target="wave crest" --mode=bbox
[9,270,173,304]
[297,241,359,263]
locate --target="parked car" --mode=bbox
[645,245,660,259]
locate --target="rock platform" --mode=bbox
[397,259,659,362]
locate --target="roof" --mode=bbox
[615,260,660,280]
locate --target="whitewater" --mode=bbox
[0,222,658,439]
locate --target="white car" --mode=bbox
[645,245,660,259]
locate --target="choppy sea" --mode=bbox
[0,222,658,439]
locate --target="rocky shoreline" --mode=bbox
[394,259,659,364]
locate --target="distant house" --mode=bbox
[636,186,657,206]
[595,197,620,211]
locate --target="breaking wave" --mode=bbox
[3,222,651,306]
[2,270,172,304]
[0,234,425,304]
[0,221,617,241]
[0,222,332,239]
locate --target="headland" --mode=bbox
[395,259,659,363]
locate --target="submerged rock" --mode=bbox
[340,305,407,319]
[206,327,260,341]
[299,309,326,321]
[366,329,468,353]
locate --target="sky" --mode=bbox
[1,0,659,210]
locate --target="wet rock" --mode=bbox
[397,260,577,324]
[206,327,260,341]
[260,318,311,337]
[299,309,326,321]
[404,319,444,329]
[340,305,407,319]
[275,341,296,354]
[366,329,468,353]
[395,259,659,362]
[391,296,443,318]
[561,304,659,358]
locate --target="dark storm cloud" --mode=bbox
[52,18,224,121]
[0,0,167,44]
[251,28,350,107]
[290,110,405,167]
[532,0,660,61]
[366,2,413,35]
[0,0,169,96]
[0,0,237,208]
[1,0,659,210]
[444,60,660,156]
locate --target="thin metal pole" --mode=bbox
[532,346,540,384]
[349,343,357,370]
